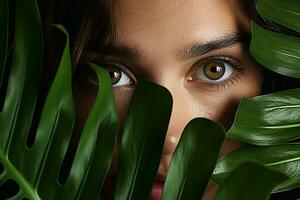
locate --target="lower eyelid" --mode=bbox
[214,75,243,90]
[188,70,244,91]
[113,84,136,92]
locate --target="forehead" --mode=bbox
[112,0,249,59]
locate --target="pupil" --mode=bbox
[204,62,225,80]
[211,66,222,73]
[109,69,121,84]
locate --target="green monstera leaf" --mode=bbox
[114,81,173,199]
[0,0,294,199]
[0,0,8,88]
[0,0,119,198]
[162,118,225,200]
[216,0,300,196]
[227,0,300,145]
[226,88,300,146]
[214,162,287,200]
[213,144,300,192]
[250,0,300,78]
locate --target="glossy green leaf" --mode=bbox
[226,88,300,145]
[63,64,119,200]
[1,24,119,199]
[28,24,75,199]
[162,118,225,200]
[212,143,300,192]
[0,0,43,192]
[0,23,74,199]
[115,80,173,200]
[0,0,43,151]
[37,58,119,199]
[0,0,8,88]
[214,162,287,200]
[256,0,300,33]
[250,22,300,78]
[0,22,72,199]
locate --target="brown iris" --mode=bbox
[203,62,225,80]
[108,68,121,84]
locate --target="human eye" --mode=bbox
[188,56,244,89]
[80,62,137,88]
[105,63,137,87]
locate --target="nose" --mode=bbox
[146,68,216,176]
[153,79,195,156]
[162,93,188,155]
[151,78,202,179]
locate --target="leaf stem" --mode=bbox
[0,150,40,199]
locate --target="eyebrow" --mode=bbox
[100,44,144,61]
[178,33,249,61]
[100,32,249,62]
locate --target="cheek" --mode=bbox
[185,91,238,131]
[182,64,263,160]
[187,69,263,130]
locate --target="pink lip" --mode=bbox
[149,174,166,200]
[149,181,164,200]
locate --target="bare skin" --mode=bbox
[74,0,264,199]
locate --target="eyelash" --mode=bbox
[79,53,137,88]
[83,54,245,90]
[188,56,245,90]
[108,63,137,87]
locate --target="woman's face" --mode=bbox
[76,0,263,199]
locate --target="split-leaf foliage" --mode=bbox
[217,0,300,195]
[0,0,299,199]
